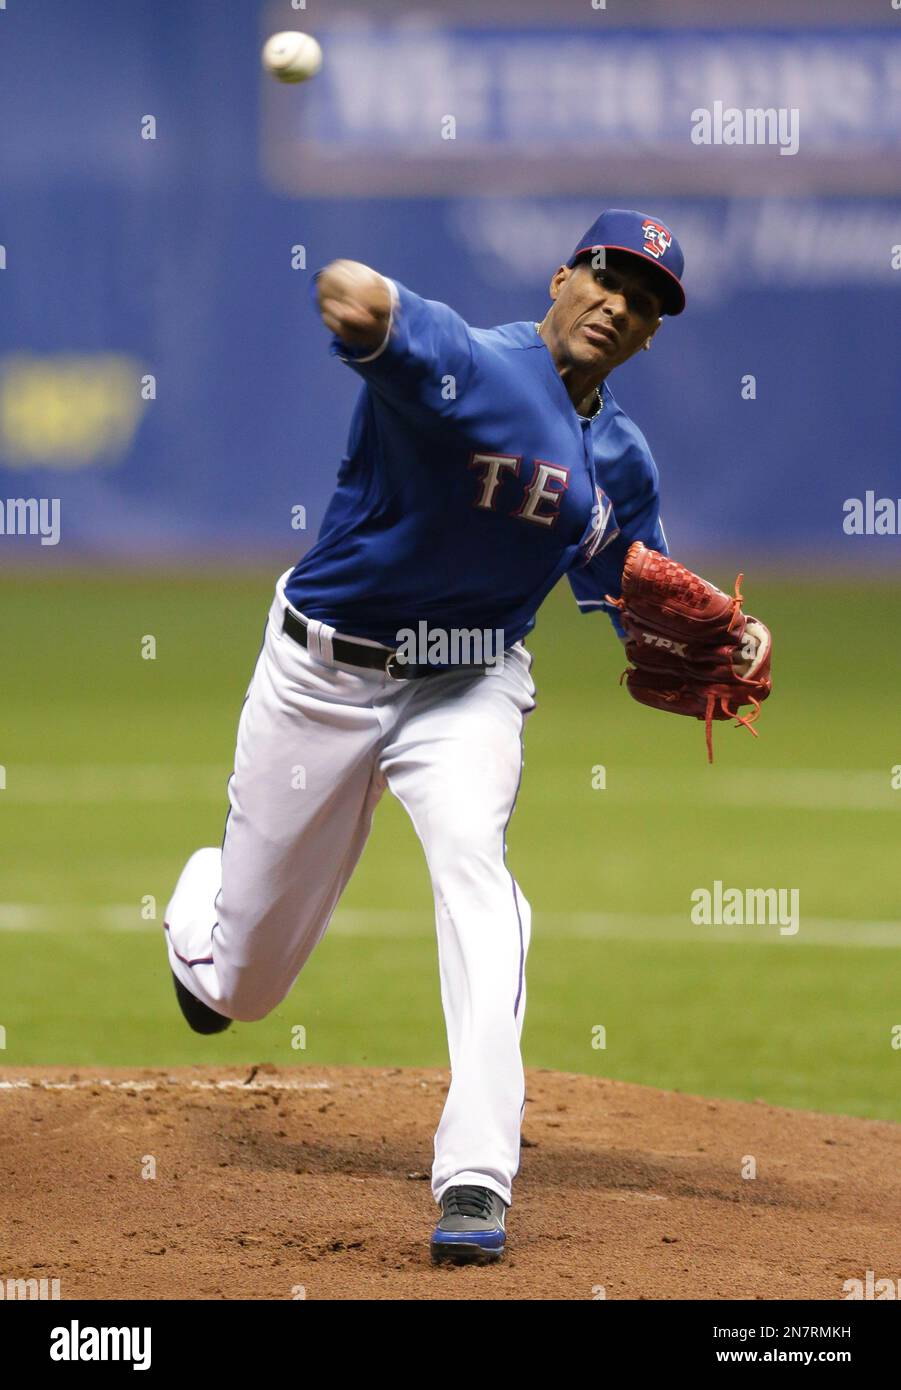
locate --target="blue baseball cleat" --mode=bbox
[430,1185,507,1265]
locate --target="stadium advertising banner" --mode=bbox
[0,10,898,557]
[263,24,901,194]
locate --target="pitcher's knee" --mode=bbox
[216,971,285,1023]
[211,897,323,1021]
[227,998,274,1024]
[426,825,505,885]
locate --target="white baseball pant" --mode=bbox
[164,574,536,1207]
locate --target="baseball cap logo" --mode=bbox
[641,219,672,260]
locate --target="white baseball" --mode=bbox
[261,31,323,84]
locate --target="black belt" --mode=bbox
[282,608,488,680]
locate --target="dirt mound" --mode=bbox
[2,1066,899,1300]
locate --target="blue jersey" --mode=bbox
[286,278,667,647]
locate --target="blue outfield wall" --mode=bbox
[0,1,898,564]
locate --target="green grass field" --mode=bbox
[2,568,900,1120]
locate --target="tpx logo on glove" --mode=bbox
[641,632,688,657]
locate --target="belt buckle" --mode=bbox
[384,652,411,681]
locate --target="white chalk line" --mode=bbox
[0,765,898,811]
[0,1077,330,1094]
[0,765,225,803]
[326,911,901,949]
[1,904,899,948]
[0,904,153,931]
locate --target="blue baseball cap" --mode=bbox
[567,208,686,315]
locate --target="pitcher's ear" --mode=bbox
[548,264,571,301]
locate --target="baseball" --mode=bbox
[261,31,323,84]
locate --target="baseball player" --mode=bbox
[164,209,768,1265]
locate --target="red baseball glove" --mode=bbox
[608,542,773,762]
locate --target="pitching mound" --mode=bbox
[2,1066,899,1301]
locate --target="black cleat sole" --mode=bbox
[430,1241,504,1267]
[172,971,231,1034]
